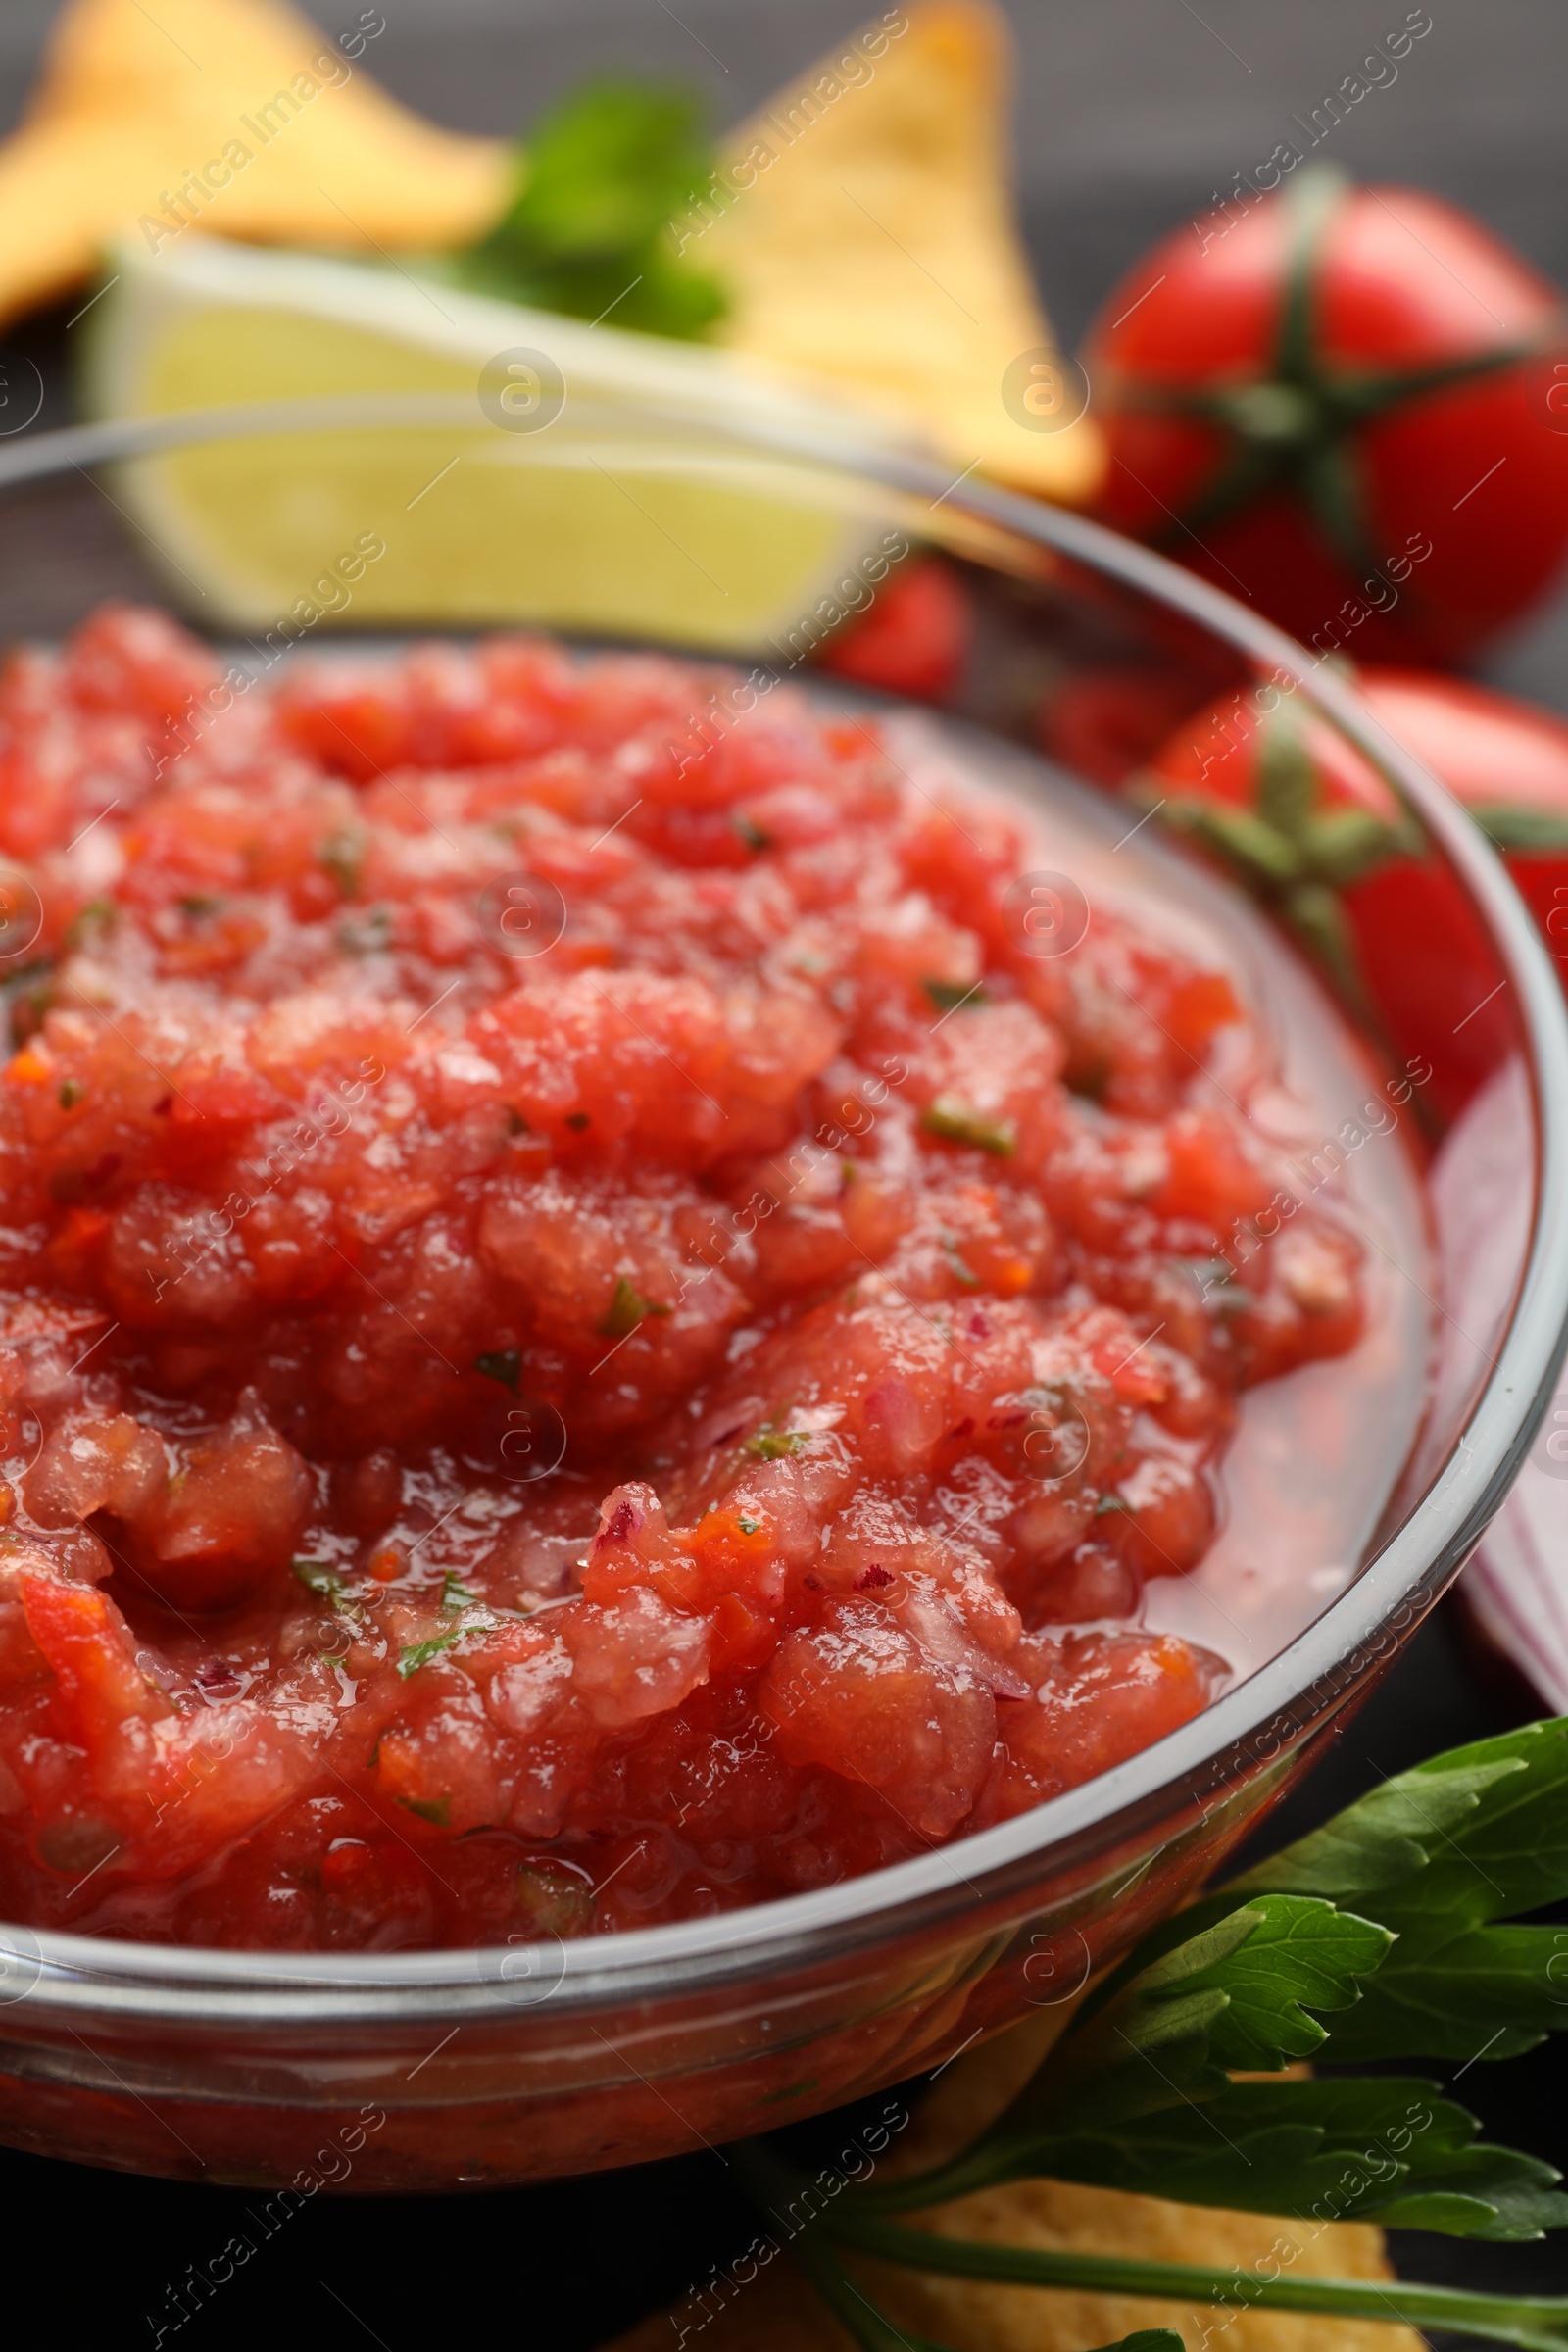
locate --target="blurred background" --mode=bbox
[2,0,1559,338]
[5,0,1568,704]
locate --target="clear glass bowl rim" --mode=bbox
[2,393,1566,2027]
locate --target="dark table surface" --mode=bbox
[2,5,1566,2345]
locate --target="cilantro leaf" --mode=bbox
[449,79,727,340]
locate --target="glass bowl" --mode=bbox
[0,392,1564,2194]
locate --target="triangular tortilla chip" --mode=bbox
[0,0,509,330]
[600,2012,1423,2351]
[699,1,1103,505]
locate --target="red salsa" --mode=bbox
[0,607,1368,1950]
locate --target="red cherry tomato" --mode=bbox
[1086,169,1568,663]
[1355,671,1568,948]
[815,555,973,701]
[1138,674,1545,1124]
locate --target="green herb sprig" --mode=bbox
[921,1095,1016,1156]
[736,1716,1568,2351]
[292,1555,360,1619]
[446,79,728,340]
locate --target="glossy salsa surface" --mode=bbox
[0,607,1376,1951]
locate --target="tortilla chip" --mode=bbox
[600,2012,1425,2351]
[700,1,1104,506]
[0,0,509,329]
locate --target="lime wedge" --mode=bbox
[81,235,921,656]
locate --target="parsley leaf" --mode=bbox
[597,1275,672,1338]
[1043,1894,1391,2109]
[400,1794,451,1826]
[958,2076,1566,2242]
[749,1712,1568,2352]
[1232,1722,1568,2062]
[831,1718,1568,2253]
[860,1894,1390,2219]
[292,1556,359,1617]
[516,1861,593,1939]
[922,1095,1016,1155]
[397,1629,460,1679]
[937,1229,982,1289]
[319,827,366,899]
[923,977,990,1013]
[746,1427,808,1460]
[449,79,728,340]
[1228,1748,1529,1904]
[66,900,113,948]
[337,902,393,956]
